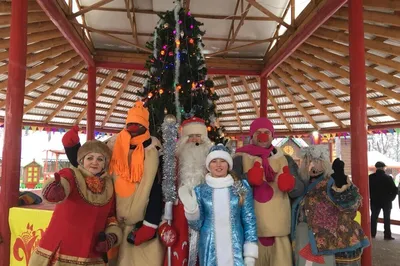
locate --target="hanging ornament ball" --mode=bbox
[176,40,180,46]
[148,92,153,98]
[178,20,183,24]
[164,114,177,124]
[207,126,212,132]
[164,108,168,114]
[160,50,166,55]
[168,51,173,56]
[180,32,184,38]
[159,88,164,94]
[190,25,194,29]
[164,23,169,28]
[189,38,194,44]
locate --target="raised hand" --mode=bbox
[247,162,264,186]
[277,166,295,192]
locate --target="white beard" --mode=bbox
[176,136,212,190]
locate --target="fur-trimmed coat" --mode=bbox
[29,166,121,266]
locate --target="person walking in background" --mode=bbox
[369,161,398,240]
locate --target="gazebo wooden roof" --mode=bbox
[0,0,399,136]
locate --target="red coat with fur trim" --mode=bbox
[30,167,118,265]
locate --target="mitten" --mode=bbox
[277,166,295,192]
[244,257,256,266]
[247,162,264,186]
[95,233,117,253]
[178,185,198,212]
[331,158,348,188]
[158,222,178,247]
[62,125,80,147]
[133,224,157,246]
[42,173,66,202]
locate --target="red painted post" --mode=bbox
[87,66,96,140]
[260,76,267,117]
[0,1,28,265]
[348,1,372,266]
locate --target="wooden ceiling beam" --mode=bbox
[124,0,139,45]
[0,29,62,50]
[292,49,400,102]
[363,0,400,11]
[290,0,295,27]
[279,62,350,112]
[225,0,241,51]
[45,76,89,123]
[69,0,114,19]
[227,3,252,48]
[26,44,73,64]
[274,67,345,128]
[286,57,400,120]
[26,37,68,54]
[0,12,50,25]
[91,28,267,42]
[314,27,400,57]
[323,17,400,41]
[0,21,57,39]
[72,22,151,53]
[240,76,259,116]
[335,7,400,27]
[306,35,400,69]
[246,0,293,30]
[79,6,274,21]
[261,0,346,77]
[208,37,278,57]
[102,70,135,127]
[299,45,400,87]
[0,1,43,13]
[264,1,292,59]
[93,51,264,72]
[76,69,118,124]
[23,63,86,114]
[0,51,78,90]
[81,69,142,88]
[267,90,292,131]
[226,75,243,132]
[270,73,319,130]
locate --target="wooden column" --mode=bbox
[86,66,96,140]
[349,0,372,265]
[0,1,28,264]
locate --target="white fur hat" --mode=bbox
[181,117,207,137]
[205,144,233,171]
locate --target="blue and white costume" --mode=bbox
[185,173,258,266]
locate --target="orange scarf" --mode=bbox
[109,129,150,185]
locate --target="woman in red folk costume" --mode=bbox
[29,140,122,266]
[62,101,164,266]
[233,117,305,266]
[158,117,213,266]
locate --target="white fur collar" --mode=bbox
[206,173,234,188]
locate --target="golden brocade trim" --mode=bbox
[33,247,104,265]
[72,166,113,206]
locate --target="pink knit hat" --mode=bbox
[249,118,275,136]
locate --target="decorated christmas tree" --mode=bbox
[138,1,225,143]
